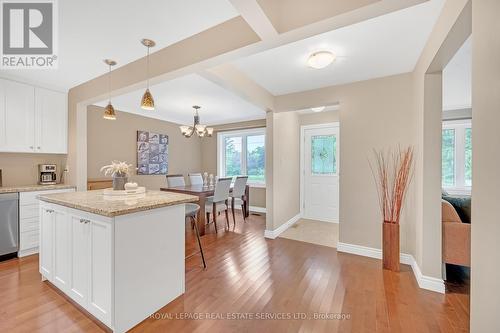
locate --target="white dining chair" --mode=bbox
[188,173,203,186]
[230,176,248,225]
[185,203,206,268]
[205,177,232,233]
[165,174,185,187]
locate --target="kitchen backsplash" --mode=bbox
[0,153,67,187]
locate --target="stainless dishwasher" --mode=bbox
[0,192,19,257]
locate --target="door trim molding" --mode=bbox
[300,122,340,220]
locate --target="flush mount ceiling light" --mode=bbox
[307,51,336,69]
[140,38,156,110]
[311,106,326,112]
[103,59,117,120]
[180,106,214,138]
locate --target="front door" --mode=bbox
[302,124,339,222]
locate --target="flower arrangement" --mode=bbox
[100,161,132,177]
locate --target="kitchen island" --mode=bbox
[38,190,198,333]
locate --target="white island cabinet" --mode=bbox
[38,190,198,333]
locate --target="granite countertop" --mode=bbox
[38,190,199,217]
[0,184,76,194]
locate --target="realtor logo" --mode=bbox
[1,0,58,68]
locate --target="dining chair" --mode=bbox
[166,174,185,188]
[185,203,206,269]
[188,173,203,186]
[230,176,248,226]
[166,175,195,230]
[205,177,232,233]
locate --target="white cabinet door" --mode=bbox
[39,205,54,279]
[0,79,35,152]
[35,88,67,153]
[68,213,89,307]
[87,218,112,325]
[52,207,70,291]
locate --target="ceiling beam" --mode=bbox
[200,64,275,112]
[69,0,429,105]
[228,0,278,40]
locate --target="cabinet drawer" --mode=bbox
[20,216,39,232]
[20,230,39,251]
[20,204,39,219]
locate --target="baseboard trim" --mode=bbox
[264,213,301,239]
[234,206,266,213]
[337,242,445,294]
[18,247,39,258]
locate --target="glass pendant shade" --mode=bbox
[180,125,192,137]
[206,127,214,137]
[141,88,155,110]
[103,102,116,120]
[195,124,206,136]
[103,59,117,120]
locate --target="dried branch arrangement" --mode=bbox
[369,146,415,224]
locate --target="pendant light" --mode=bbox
[140,38,156,110]
[103,59,117,120]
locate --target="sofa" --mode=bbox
[442,199,471,267]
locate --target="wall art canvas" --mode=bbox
[137,130,168,175]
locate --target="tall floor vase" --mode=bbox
[382,221,400,271]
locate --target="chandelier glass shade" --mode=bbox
[180,106,213,138]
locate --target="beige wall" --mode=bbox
[471,0,500,330]
[200,119,267,208]
[299,110,339,126]
[338,74,416,253]
[268,111,301,230]
[273,74,417,251]
[0,153,67,186]
[87,105,202,190]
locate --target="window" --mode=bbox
[218,128,266,186]
[442,120,472,193]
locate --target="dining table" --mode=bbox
[160,184,250,236]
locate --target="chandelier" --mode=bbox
[179,105,213,138]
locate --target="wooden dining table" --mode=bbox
[160,184,250,236]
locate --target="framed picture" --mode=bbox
[137,131,168,175]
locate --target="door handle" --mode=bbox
[37,146,41,150]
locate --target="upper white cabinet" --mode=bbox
[0,78,67,154]
[35,87,68,154]
[0,79,35,152]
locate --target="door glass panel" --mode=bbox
[311,135,336,174]
[442,129,455,187]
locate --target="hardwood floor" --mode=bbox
[0,212,469,332]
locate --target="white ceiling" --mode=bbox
[233,0,445,95]
[0,0,238,91]
[94,74,266,125]
[443,37,471,111]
